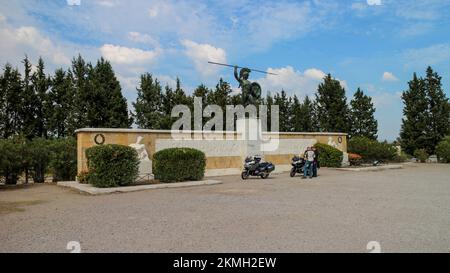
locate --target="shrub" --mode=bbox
[393,151,411,163]
[414,148,428,163]
[49,137,77,181]
[28,138,52,183]
[0,137,24,185]
[77,170,89,184]
[436,136,450,163]
[85,144,139,188]
[348,153,363,166]
[313,143,343,168]
[348,136,397,162]
[153,148,206,182]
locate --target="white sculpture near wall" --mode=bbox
[328,136,338,149]
[129,136,152,175]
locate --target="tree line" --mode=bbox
[1,54,379,141]
[6,54,449,153]
[133,73,379,139]
[400,67,450,155]
[0,55,131,139]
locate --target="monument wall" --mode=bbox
[76,128,348,177]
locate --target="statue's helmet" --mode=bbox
[239,67,251,78]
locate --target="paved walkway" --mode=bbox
[1,164,449,252]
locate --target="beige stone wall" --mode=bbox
[76,128,347,176]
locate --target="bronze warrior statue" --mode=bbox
[234,66,261,106]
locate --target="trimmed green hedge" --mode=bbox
[348,136,397,162]
[85,144,139,188]
[0,137,24,185]
[414,148,428,163]
[436,136,450,163]
[313,143,343,168]
[153,148,206,182]
[49,137,77,181]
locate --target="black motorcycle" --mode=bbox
[241,156,275,180]
[290,156,305,177]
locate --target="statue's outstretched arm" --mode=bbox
[234,66,240,82]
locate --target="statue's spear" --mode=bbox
[208,61,278,75]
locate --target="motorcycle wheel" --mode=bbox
[261,172,269,179]
[290,168,296,177]
[241,171,249,180]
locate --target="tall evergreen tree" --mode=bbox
[31,57,51,138]
[265,92,274,131]
[297,95,315,132]
[349,88,378,140]
[20,56,38,139]
[193,84,210,107]
[290,95,302,132]
[274,90,290,132]
[400,73,428,155]
[207,78,231,109]
[48,69,74,137]
[69,54,91,130]
[0,64,23,138]
[161,85,175,130]
[88,58,132,128]
[173,78,191,106]
[193,84,211,129]
[133,73,164,129]
[315,74,349,133]
[424,66,450,154]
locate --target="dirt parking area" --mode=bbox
[1,164,449,253]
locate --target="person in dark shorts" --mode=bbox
[312,147,319,177]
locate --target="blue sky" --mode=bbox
[1,0,450,140]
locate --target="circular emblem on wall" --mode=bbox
[94,134,105,145]
[338,136,343,144]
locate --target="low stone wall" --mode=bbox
[76,128,348,177]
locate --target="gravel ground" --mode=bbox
[1,163,449,253]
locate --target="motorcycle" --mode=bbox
[290,156,305,177]
[241,155,275,180]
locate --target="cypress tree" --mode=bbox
[69,54,91,130]
[88,58,132,128]
[0,64,23,138]
[300,95,314,132]
[315,74,349,133]
[20,56,38,139]
[424,66,450,154]
[400,73,428,155]
[161,85,175,130]
[274,90,290,132]
[290,95,302,132]
[349,88,378,140]
[133,73,164,129]
[31,57,51,138]
[48,69,74,137]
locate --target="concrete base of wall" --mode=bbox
[57,180,222,195]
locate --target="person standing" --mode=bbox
[303,147,315,179]
[312,147,319,177]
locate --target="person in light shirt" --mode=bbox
[303,147,315,179]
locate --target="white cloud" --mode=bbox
[128,32,159,47]
[402,43,450,68]
[0,13,6,23]
[96,0,118,7]
[382,72,399,82]
[0,25,70,65]
[256,66,347,98]
[367,0,382,6]
[100,44,160,65]
[181,39,227,78]
[67,0,81,6]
